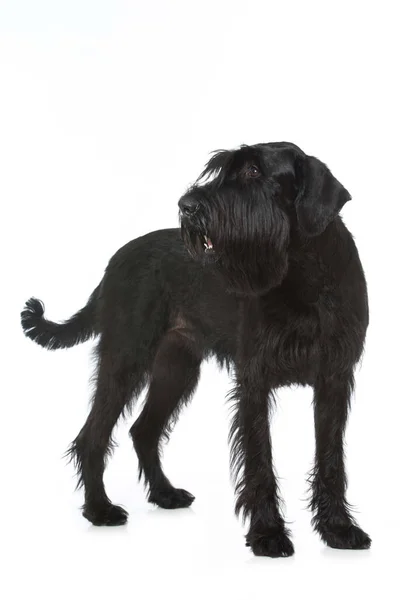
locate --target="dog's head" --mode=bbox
[179,142,351,295]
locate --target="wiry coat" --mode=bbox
[21,142,371,556]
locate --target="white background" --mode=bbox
[1,1,399,598]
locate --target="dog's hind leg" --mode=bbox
[130,328,202,509]
[309,371,371,549]
[68,345,147,526]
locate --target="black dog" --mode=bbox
[21,142,371,557]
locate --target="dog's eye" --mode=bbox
[247,165,260,178]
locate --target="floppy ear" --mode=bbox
[295,156,351,236]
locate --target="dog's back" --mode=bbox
[21,228,237,367]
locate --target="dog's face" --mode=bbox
[179,142,350,295]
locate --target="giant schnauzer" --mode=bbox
[21,142,371,557]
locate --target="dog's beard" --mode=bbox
[180,224,216,261]
[217,207,290,296]
[181,191,290,295]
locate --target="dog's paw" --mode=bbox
[83,503,128,526]
[149,487,195,509]
[321,524,371,550]
[247,530,295,558]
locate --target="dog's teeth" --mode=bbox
[202,234,213,251]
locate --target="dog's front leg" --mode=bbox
[230,366,294,557]
[310,372,371,549]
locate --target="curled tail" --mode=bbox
[21,285,101,350]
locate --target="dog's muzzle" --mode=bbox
[178,195,214,254]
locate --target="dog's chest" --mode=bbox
[247,288,363,385]
[240,293,321,386]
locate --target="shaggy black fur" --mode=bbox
[21,141,371,556]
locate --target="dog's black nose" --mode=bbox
[179,196,199,216]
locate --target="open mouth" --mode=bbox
[203,234,214,253]
[181,221,216,258]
